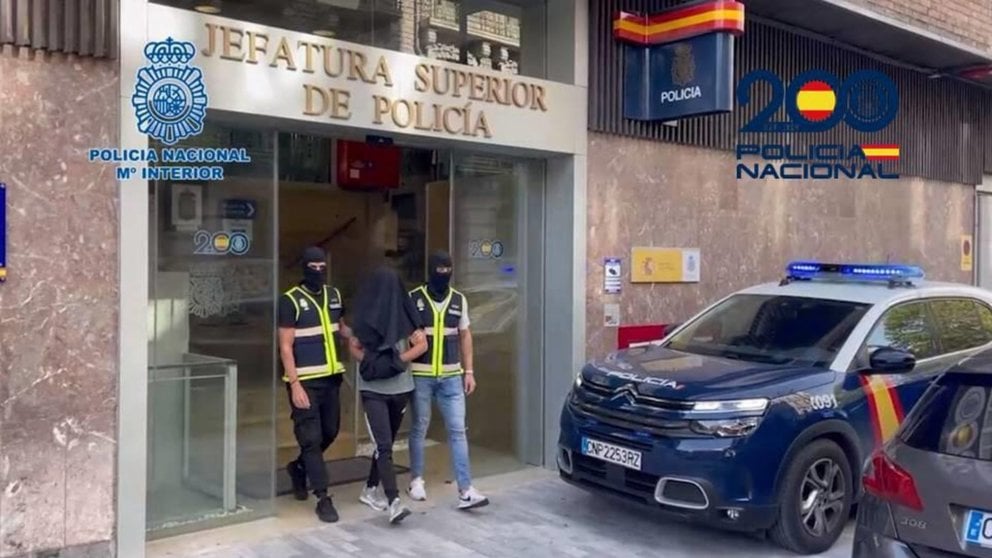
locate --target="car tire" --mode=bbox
[770,439,853,555]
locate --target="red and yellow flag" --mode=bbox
[860,375,907,447]
[795,81,836,122]
[860,144,901,161]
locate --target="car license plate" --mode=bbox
[581,437,642,470]
[964,509,992,548]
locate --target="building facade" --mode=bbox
[0,0,991,557]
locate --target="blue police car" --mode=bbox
[558,262,992,555]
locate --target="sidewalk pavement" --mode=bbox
[178,469,853,558]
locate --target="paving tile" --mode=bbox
[189,477,854,558]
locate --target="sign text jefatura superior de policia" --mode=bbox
[202,23,550,139]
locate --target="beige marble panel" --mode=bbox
[586,132,975,359]
[0,46,119,556]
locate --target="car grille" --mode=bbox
[659,479,708,507]
[581,381,694,411]
[572,454,660,497]
[569,397,693,438]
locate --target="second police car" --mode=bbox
[558,262,992,555]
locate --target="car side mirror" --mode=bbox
[862,347,916,374]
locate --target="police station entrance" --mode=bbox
[145,120,546,537]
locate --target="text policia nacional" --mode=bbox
[203,24,550,139]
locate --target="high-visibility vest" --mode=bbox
[282,285,345,382]
[409,285,464,377]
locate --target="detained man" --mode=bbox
[348,267,427,524]
[407,251,489,510]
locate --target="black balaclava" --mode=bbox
[427,250,453,301]
[301,246,327,292]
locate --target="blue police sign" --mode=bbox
[614,1,745,122]
[222,199,257,220]
[623,33,735,121]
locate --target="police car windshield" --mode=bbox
[664,294,870,367]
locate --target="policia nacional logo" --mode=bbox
[132,37,208,146]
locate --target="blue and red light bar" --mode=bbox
[786,261,924,282]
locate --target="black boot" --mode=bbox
[287,460,308,501]
[316,495,339,523]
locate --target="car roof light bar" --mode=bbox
[782,261,924,287]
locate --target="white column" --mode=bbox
[117,0,149,556]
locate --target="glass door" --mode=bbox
[446,152,537,471]
[147,123,277,537]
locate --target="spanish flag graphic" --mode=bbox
[795,81,836,121]
[860,375,906,447]
[860,144,901,161]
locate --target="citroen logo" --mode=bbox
[611,384,639,405]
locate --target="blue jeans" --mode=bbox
[409,375,472,492]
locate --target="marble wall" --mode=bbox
[0,46,119,557]
[586,132,975,358]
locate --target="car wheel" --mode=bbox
[770,439,852,555]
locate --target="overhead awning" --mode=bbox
[743,0,992,85]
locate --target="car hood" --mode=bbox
[582,345,837,400]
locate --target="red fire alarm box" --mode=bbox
[336,140,401,190]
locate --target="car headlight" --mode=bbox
[690,417,761,437]
[691,398,769,414]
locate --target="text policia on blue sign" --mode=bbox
[614,0,745,122]
[735,69,902,180]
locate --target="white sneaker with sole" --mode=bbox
[388,498,411,524]
[457,486,489,510]
[359,485,388,511]
[408,477,427,501]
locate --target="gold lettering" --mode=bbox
[511,82,530,108]
[303,84,329,116]
[473,111,493,138]
[413,101,433,131]
[246,31,268,64]
[373,56,393,86]
[270,37,297,70]
[322,46,345,78]
[202,23,218,57]
[349,51,372,83]
[443,106,463,135]
[469,74,487,101]
[391,99,413,128]
[431,66,450,95]
[299,41,320,73]
[487,76,509,105]
[372,95,390,124]
[532,85,548,111]
[221,26,245,61]
[452,70,469,98]
[414,63,431,92]
[329,88,351,120]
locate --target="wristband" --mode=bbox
[465,370,474,375]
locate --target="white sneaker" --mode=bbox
[388,497,411,524]
[359,485,388,511]
[408,477,427,501]
[457,486,489,510]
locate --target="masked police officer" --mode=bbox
[406,250,489,510]
[278,246,350,523]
